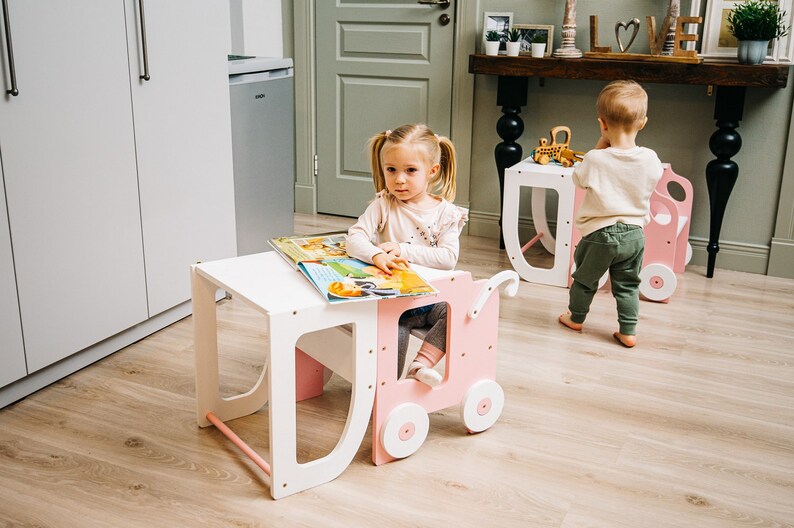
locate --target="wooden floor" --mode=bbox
[2,213,793,527]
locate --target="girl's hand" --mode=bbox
[377,241,401,255]
[372,252,409,275]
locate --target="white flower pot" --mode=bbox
[506,41,520,57]
[531,42,546,58]
[737,40,769,64]
[485,40,500,56]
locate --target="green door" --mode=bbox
[315,0,456,217]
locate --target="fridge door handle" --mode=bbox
[2,0,18,96]
[138,0,150,81]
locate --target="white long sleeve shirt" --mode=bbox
[572,146,663,237]
[346,192,468,271]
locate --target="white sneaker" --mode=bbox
[408,361,443,387]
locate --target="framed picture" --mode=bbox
[513,24,555,57]
[483,12,513,52]
[691,0,794,63]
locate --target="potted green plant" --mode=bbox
[727,0,790,64]
[484,30,501,56]
[531,32,547,58]
[506,28,522,56]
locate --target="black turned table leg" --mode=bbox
[705,86,745,278]
[495,76,528,249]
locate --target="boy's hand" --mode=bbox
[372,252,409,275]
[595,135,610,150]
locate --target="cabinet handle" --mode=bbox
[1,0,18,96]
[138,0,150,81]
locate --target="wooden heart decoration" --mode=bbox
[614,18,640,53]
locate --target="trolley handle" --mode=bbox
[468,270,519,319]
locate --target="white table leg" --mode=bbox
[192,266,270,428]
[267,303,377,499]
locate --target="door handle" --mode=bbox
[138,0,151,81]
[439,13,450,26]
[417,0,450,7]
[1,0,19,96]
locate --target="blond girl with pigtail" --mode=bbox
[346,123,468,387]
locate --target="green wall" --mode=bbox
[286,0,793,275]
[469,1,794,273]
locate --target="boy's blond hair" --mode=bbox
[596,80,648,130]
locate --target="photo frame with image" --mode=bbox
[691,0,794,63]
[483,12,513,52]
[513,24,555,56]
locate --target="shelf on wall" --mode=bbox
[468,54,789,88]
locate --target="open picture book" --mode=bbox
[269,232,437,303]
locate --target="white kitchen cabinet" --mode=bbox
[0,165,26,387]
[0,0,236,400]
[0,0,149,373]
[126,0,237,316]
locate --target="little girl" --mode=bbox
[346,124,467,387]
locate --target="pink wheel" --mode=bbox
[639,264,677,302]
[460,380,504,433]
[381,403,429,459]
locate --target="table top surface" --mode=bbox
[508,157,576,176]
[469,54,790,88]
[194,251,459,315]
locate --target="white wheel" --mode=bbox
[639,263,677,302]
[322,367,333,386]
[460,380,504,433]
[570,262,608,289]
[381,403,429,459]
[685,242,693,265]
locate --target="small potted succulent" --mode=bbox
[506,28,522,56]
[531,32,547,58]
[485,30,501,56]
[727,0,789,64]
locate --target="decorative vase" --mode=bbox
[531,43,546,58]
[506,41,520,56]
[485,40,500,56]
[737,40,769,64]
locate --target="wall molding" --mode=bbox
[768,237,794,278]
[294,182,316,215]
[769,80,794,278]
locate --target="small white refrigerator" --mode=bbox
[228,56,295,256]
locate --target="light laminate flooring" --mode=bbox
[1,213,793,527]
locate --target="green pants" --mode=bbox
[568,223,645,335]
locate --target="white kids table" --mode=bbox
[503,158,577,287]
[191,251,379,499]
[191,251,455,499]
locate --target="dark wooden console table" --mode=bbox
[469,54,789,278]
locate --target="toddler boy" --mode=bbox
[559,80,663,347]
